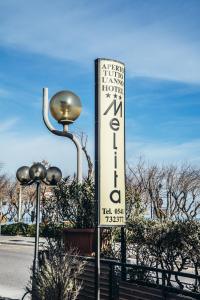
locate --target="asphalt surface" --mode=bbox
[0,243,33,299]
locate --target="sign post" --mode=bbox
[95,58,126,299]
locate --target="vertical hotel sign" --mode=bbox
[95,58,125,226]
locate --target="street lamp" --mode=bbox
[16,166,30,184]
[16,163,62,278]
[42,88,83,183]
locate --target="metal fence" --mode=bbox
[78,258,200,300]
[38,251,200,299]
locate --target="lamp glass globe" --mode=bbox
[50,90,82,125]
[16,166,30,184]
[29,163,47,181]
[46,166,62,185]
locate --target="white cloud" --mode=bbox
[0,1,199,176]
[0,131,92,178]
[0,1,199,83]
[127,139,200,167]
[1,125,200,178]
[0,118,19,133]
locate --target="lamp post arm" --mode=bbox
[51,130,82,184]
[71,134,82,184]
[43,87,56,132]
[42,88,82,184]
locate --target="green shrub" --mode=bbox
[49,178,95,229]
[1,222,63,239]
[27,224,36,237]
[126,218,200,273]
[41,223,63,239]
[26,241,85,300]
[1,222,28,236]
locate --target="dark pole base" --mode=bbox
[121,226,126,280]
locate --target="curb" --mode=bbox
[0,298,19,300]
[0,241,34,247]
[0,241,45,247]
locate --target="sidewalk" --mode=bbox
[0,297,19,300]
[0,235,45,247]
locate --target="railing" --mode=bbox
[110,261,200,299]
[79,257,200,299]
[38,251,200,299]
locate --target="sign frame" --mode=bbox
[95,58,126,227]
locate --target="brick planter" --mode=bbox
[63,228,95,256]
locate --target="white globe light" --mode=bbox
[50,90,82,125]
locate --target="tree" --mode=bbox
[41,177,95,228]
[0,167,10,222]
[127,160,200,221]
[2,160,52,223]
[79,132,94,179]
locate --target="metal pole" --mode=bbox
[121,226,126,280]
[0,199,2,236]
[95,59,100,300]
[33,181,40,274]
[42,87,82,184]
[63,127,82,184]
[95,226,100,300]
[18,186,22,222]
[32,181,40,299]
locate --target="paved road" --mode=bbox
[0,244,33,299]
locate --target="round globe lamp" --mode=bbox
[29,163,47,181]
[49,90,82,125]
[16,166,30,184]
[46,166,62,185]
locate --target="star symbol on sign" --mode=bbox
[119,95,122,100]
[106,93,111,98]
[114,94,117,99]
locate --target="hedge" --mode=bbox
[0,222,63,238]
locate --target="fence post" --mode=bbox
[109,263,114,300]
[162,270,166,286]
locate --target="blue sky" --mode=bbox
[0,0,200,177]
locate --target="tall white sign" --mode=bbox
[95,58,125,226]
